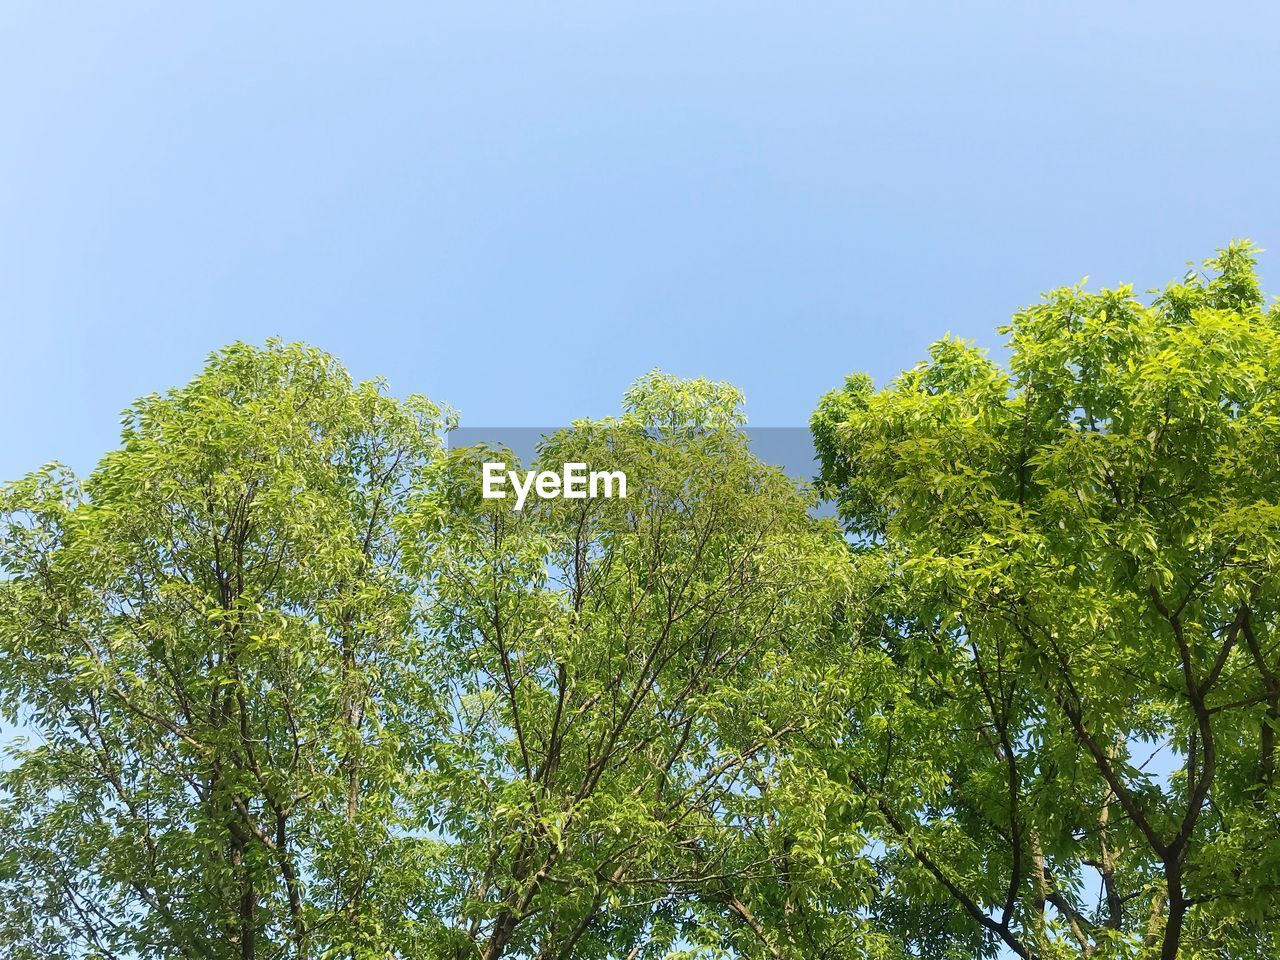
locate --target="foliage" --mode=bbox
[810,243,1280,959]
[413,372,852,959]
[3,244,1279,960]
[0,342,453,959]
[0,353,851,960]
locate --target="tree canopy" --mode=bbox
[810,242,1280,960]
[3,245,1279,960]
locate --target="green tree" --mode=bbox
[809,244,1280,959]
[0,341,453,959]
[417,373,852,959]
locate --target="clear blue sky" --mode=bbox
[3,3,1278,481]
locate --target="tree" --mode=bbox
[0,341,453,959]
[415,373,852,959]
[808,243,1280,959]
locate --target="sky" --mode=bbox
[2,3,1279,482]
